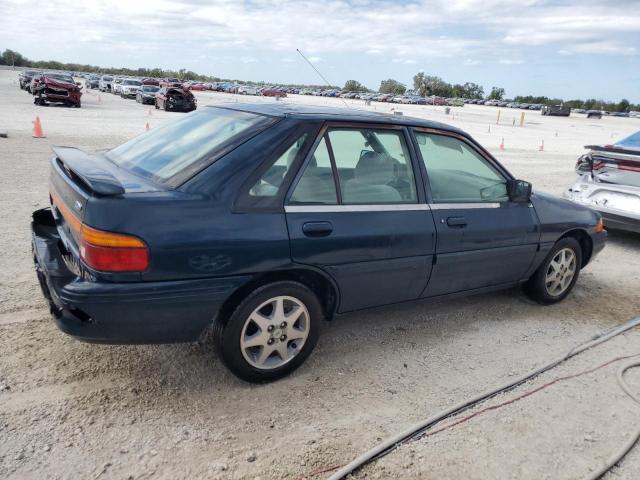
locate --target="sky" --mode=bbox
[1,0,639,102]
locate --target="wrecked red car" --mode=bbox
[142,78,160,86]
[155,87,197,112]
[261,88,287,98]
[32,73,82,108]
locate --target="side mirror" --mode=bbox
[508,179,532,202]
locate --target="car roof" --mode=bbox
[205,103,465,134]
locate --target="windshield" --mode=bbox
[47,74,74,83]
[103,76,113,81]
[106,108,276,184]
[124,80,142,86]
[142,86,159,92]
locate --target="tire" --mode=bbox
[213,281,322,382]
[524,237,582,304]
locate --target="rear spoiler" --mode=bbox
[52,146,125,196]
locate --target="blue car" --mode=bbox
[32,104,606,382]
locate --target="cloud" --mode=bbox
[307,56,321,63]
[464,59,481,65]
[499,59,524,65]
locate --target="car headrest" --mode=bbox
[354,151,394,185]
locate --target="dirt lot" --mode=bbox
[1,68,639,480]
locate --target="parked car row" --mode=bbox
[18,70,83,108]
[95,75,198,112]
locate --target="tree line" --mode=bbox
[351,74,636,112]
[2,48,636,112]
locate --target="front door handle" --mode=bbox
[446,216,467,228]
[302,221,333,237]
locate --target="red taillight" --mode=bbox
[51,189,149,272]
[80,241,149,272]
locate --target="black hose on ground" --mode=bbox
[327,316,640,480]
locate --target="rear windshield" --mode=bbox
[106,108,276,185]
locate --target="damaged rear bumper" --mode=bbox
[565,175,640,233]
[31,208,249,344]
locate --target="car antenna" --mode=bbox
[296,48,350,109]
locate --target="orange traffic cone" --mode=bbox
[499,137,504,150]
[32,116,45,138]
[145,122,150,130]
[539,140,544,152]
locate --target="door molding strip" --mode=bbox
[285,204,431,213]
[285,203,503,213]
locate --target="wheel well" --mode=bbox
[560,229,593,267]
[215,269,338,327]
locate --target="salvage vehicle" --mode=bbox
[31,104,606,382]
[112,78,124,95]
[99,75,114,92]
[120,79,143,98]
[565,130,640,232]
[238,85,259,95]
[136,85,160,104]
[155,87,197,112]
[262,88,287,98]
[19,70,42,92]
[587,110,602,119]
[541,105,570,116]
[86,75,100,89]
[31,73,82,108]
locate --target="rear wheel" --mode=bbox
[214,281,321,382]
[524,237,582,304]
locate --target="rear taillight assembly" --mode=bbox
[51,190,149,273]
[80,224,149,272]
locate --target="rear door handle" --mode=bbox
[302,221,333,237]
[446,216,467,228]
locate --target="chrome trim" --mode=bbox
[285,204,431,213]
[430,202,501,210]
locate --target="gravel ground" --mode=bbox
[0,68,639,480]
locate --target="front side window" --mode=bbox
[415,132,508,203]
[290,127,417,205]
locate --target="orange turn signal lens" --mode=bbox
[595,218,605,233]
[80,224,146,248]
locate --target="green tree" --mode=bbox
[343,80,368,92]
[379,78,406,95]
[413,72,452,97]
[488,86,505,100]
[617,99,630,112]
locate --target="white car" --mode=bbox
[99,75,114,92]
[112,78,124,94]
[237,85,258,95]
[120,79,142,98]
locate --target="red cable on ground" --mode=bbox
[414,353,640,441]
[297,352,640,479]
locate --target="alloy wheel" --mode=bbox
[545,247,577,296]
[240,296,310,370]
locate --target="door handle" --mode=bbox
[446,216,467,228]
[302,221,333,237]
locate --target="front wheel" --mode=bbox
[524,237,582,304]
[213,281,321,382]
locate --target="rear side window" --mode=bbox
[249,133,308,197]
[106,108,275,185]
[290,137,338,205]
[290,127,417,205]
